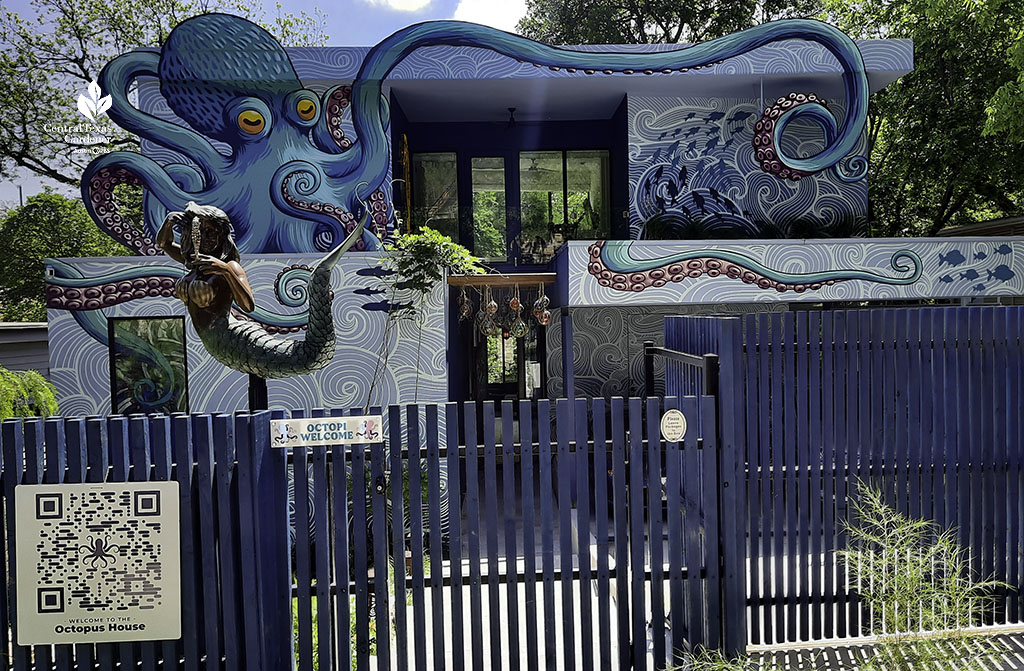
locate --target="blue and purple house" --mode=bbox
[44,14,1024,415]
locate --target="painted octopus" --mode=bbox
[82,13,871,258]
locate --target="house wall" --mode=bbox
[627,95,869,239]
[46,254,446,415]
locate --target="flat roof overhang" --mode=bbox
[284,39,912,122]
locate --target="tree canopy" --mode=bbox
[516,0,820,45]
[824,0,1024,235]
[0,192,130,321]
[0,0,328,187]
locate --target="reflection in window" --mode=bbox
[411,152,458,239]
[486,334,518,384]
[519,150,609,263]
[472,157,506,260]
[566,150,610,240]
[109,317,189,414]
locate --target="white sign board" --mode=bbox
[15,482,181,645]
[660,409,688,442]
[271,415,383,448]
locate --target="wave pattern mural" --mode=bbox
[46,254,446,416]
[564,239,1024,307]
[628,95,869,240]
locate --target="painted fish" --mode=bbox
[938,250,966,267]
[974,251,987,260]
[938,275,954,283]
[704,111,726,122]
[692,192,707,214]
[684,127,700,138]
[684,111,697,121]
[728,110,753,124]
[361,300,411,312]
[959,269,980,281]
[987,265,1016,282]
[972,284,986,291]
[353,287,385,296]
[356,267,395,278]
[705,137,719,152]
[995,244,1012,255]
[708,187,722,204]
[685,141,698,154]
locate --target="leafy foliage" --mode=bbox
[0,365,58,420]
[839,481,1009,670]
[382,226,484,301]
[0,0,327,186]
[823,0,1024,235]
[0,191,130,321]
[517,0,820,45]
[985,27,1024,143]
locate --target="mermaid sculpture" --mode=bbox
[156,201,365,378]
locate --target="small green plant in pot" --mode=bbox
[366,225,484,406]
[839,481,1009,671]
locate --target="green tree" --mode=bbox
[0,0,328,187]
[823,0,1024,235]
[517,0,820,45]
[985,27,1024,144]
[0,191,130,321]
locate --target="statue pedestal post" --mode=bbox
[248,374,268,411]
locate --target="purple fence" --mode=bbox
[665,306,1024,647]
[1,396,720,670]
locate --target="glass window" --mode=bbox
[109,317,189,414]
[411,152,458,239]
[566,150,610,240]
[486,334,518,384]
[471,157,506,260]
[519,151,564,263]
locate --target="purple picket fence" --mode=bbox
[665,305,1024,648]
[1,396,721,670]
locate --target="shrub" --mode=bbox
[839,481,1008,670]
[0,365,58,420]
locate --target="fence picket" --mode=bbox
[482,401,503,670]
[575,397,594,670]
[445,403,465,671]
[502,400,521,670]
[520,400,539,671]
[407,404,427,671]
[425,405,445,670]
[556,398,576,670]
[610,398,630,671]
[463,402,484,671]
[627,397,646,669]
[371,440,391,671]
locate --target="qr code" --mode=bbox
[32,488,167,613]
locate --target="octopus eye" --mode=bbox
[297,99,317,121]
[237,109,266,134]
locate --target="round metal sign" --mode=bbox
[660,409,688,442]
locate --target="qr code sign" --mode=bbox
[15,482,181,645]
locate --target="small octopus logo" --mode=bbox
[273,422,300,446]
[356,419,379,441]
[77,534,121,569]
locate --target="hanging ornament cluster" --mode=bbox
[533,282,551,326]
[463,283,551,337]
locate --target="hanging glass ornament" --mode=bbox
[457,287,474,321]
[511,314,529,338]
[533,283,550,323]
[537,309,552,326]
[485,286,498,314]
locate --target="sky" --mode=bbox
[0,0,527,207]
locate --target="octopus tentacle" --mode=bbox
[83,152,197,255]
[313,85,354,153]
[271,160,382,252]
[348,19,868,191]
[100,50,228,182]
[588,241,922,293]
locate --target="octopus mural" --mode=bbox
[587,240,922,294]
[50,13,877,398]
[80,13,870,259]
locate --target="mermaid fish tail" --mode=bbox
[196,213,364,378]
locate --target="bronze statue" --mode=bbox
[157,201,364,378]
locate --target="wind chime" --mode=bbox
[457,283,552,338]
